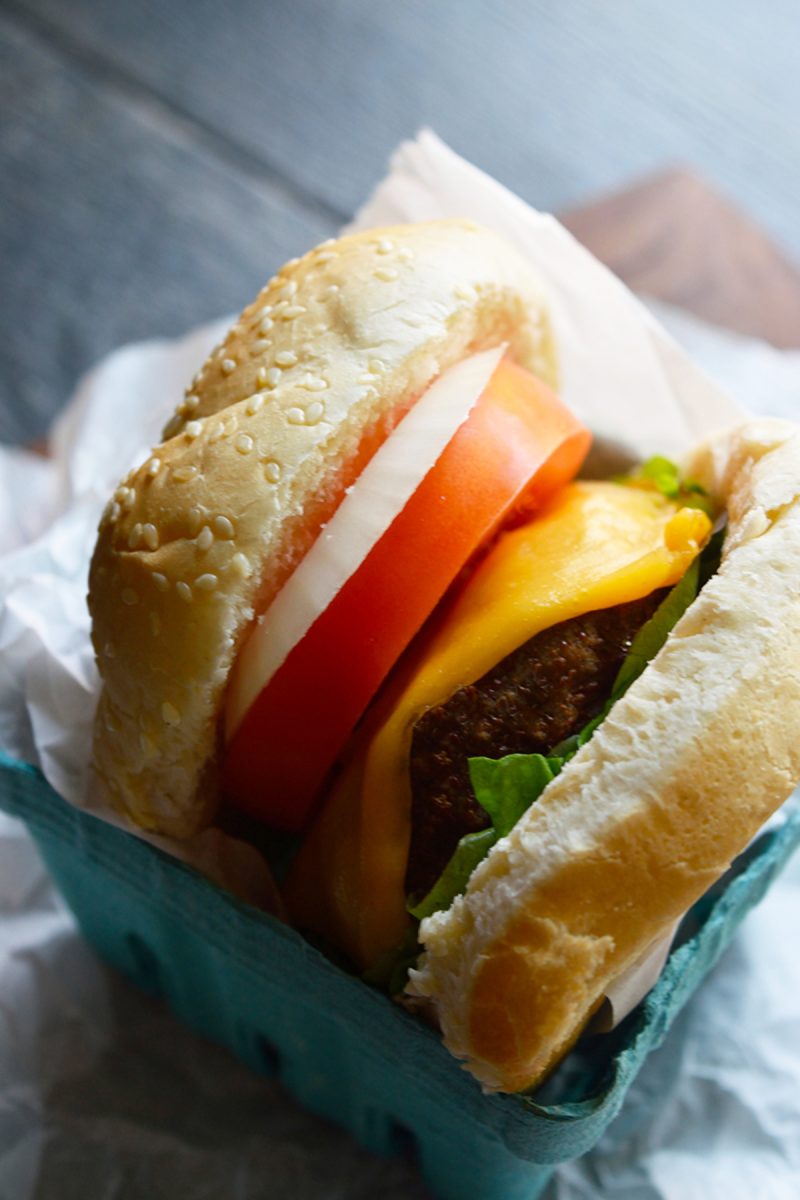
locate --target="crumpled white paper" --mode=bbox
[1,132,799,1198]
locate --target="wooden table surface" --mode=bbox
[2,1,800,444]
[563,170,800,351]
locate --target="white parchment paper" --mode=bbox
[1,133,799,1198]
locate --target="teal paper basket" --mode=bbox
[2,749,799,1200]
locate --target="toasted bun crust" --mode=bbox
[407,418,800,1093]
[88,220,556,837]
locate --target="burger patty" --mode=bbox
[406,591,665,899]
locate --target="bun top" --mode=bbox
[88,220,556,837]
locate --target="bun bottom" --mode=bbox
[407,420,800,1092]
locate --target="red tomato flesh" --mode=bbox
[222,359,591,830]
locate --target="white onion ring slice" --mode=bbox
[225,345,506,739]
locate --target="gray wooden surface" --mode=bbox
[2,0,800,443]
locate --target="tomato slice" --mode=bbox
[222,359,591,830]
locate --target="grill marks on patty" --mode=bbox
[405,591,665,899]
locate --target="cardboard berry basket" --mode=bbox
[2,751,799,1200]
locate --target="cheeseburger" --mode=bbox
[88,220,800,1094]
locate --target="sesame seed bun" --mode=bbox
[88,220,556,837]
[406,418,800,1093]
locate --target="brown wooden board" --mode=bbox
[562,169,800,349]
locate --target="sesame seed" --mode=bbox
[195,572,218,591]
[185,420,202,439]
[221,358,237,375]
[143,523,159,551]
[213,514,235,539]
[173,465,198,483]
[122,490,136,511]
[257,305,273,319]
[128,523,143,550]
[454,284,473,301]
[104,642,115,658]
[374,267,398,282]
[326,284,340,297]
[163,414,183,438]
[315,251,336,264]
[140,732,156,757]
[152,572,169,592]
[188,505,205,535]
[122,588,139,606]
[259,317,274,335]
[184,393,199,411]
[161,701,181,726]
[252,338,271,354]
[276,280,298,301]
[246,393,265,415]
[278,305,307,320]
[208,419,225,443]
[375,237,394,254]
[287,407,306,425]
[223,416,238,437]
[312,322,328,336]
[108,502,121,522]
[284,257,300,269]
[196,525,214,551]
[397,247,414,262]
[263,367,282,388]
[358,372,378,385]
[192,369,205,387]
[301,375,328,391]
[368,358,386,374]
[235,433,254,455]
[146,457,161,477]
[305,401,325,425]
[176,581,192,602]
[231,552,251,577]
[263,460,281,483]
[318,237,336,248]
[276,350,298,368]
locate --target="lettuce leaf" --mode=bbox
[362,924,422,994]
[607,554,700,698]
[408,755,562,920]
[617,455,714,515]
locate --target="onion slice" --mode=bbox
[225,346,506,739]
